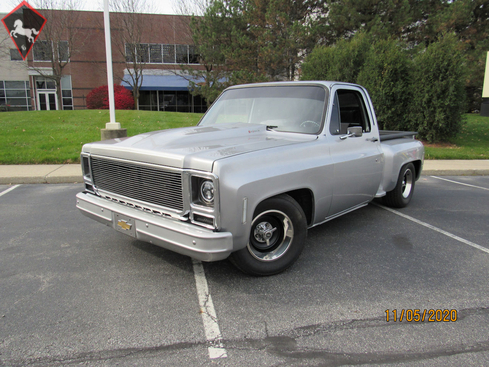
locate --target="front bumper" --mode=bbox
[76,192,233,262]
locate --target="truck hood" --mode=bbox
[83,123,317,171]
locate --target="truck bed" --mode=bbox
[379,130,419,141]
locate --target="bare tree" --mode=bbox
[173,0,208,16]
[111,0,155,110]
[27,0,86,109]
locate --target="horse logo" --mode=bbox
[10,19,39,44]
[1,1,47,60]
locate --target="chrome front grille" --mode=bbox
[90,157,184,212]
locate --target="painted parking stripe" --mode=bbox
[192,259,227,359]
[431,176,489,192]
[0,185,21,197]
[374,203,489,255]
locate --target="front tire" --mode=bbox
[383,163,416,208]
[230,195,307,276]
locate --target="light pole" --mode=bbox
[101,0,127,140]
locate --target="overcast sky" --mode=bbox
[0,0,178,15]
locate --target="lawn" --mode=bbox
[0,110,202,164]
[0,110,487,164]
[422,114,489,160]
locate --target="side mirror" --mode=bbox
[347,126,363,137]
[340,126,363,140]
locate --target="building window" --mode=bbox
[125,43,199,64]
[163,44,175,64]
[189,46,199,64]
[10,49,23,61]
[33,41,69,62]
[138,90,207,113]
[125,44,135,62]
[149,44,162,63]
[137,44,149,63]
[0,80,31,111]
[61,75,73,110]
[36,77,56,90]
[58,41,69,62]
[33,41,52,61]
[176,45,188,64]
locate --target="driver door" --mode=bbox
[327,86,383,216]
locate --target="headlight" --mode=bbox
[82,155,91,179]
[200,180,214,204]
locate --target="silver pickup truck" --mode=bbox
[76,81,424,276]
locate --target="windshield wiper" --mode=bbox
[266,125,278,131]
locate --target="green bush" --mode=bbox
[357,38,412,131]
[411,33,467,142]
[301,32,371,82]
[301,32,467,142]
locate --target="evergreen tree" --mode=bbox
[301,32,371,82]
[357,38,412,131]
[411,33,467,142]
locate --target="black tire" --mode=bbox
[383,163,416,208]
[230,194,307,276]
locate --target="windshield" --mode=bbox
[198,86,327,134]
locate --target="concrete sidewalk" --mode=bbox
[0,160,488,185]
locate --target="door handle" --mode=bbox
[367,137,379,142]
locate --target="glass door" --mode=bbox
[38,92,57,110]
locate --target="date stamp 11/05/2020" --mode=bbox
[385,309,458,322]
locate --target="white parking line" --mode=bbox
[431,176,489,191]
[192,259,227,359]
[374,203,489,255]
[0,184,21,198]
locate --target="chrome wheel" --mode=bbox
[401,168,414,199]
[230,194,307,276]
[383,162,416,208]
[248,210,294,261]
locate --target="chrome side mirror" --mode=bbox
[340,126,363,140]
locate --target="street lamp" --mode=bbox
[101,0,127,140]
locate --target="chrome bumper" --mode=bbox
[76,192,233,262]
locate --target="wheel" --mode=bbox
[383,163,416,208]
[230,195,307,276]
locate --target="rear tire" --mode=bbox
[230,195,307,276]
[383,163,416,208]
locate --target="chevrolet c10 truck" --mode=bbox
[76,81,424,276]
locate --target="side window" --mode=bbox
[329,93,340,135]
[331,89,371,135]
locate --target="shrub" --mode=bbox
[411,33,467,142]
[86,85,134,110]
[302,32,467,142]
[301,32,371,82]
[357,38,413,131]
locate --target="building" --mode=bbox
[0,10,207,112]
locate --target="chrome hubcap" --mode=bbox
[401,169,413,199]
[254,222,278,247]
[248,210,294,262]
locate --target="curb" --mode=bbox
[0,165,82,185]
[422,169,489,176]
[421,160,489,177]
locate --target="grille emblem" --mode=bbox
[117,220,132,231]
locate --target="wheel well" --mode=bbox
[412,160,422,180]
[282,189,314,226]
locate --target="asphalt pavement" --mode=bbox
[0,160,488,185]
[1,177,489,366]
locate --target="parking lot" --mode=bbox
[1,176,489,366]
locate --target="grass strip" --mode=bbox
[0,110,487,164]
[0,110,201,164]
